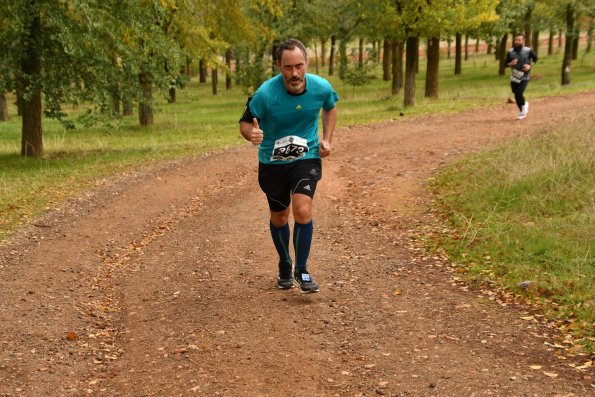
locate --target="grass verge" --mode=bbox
[430,117,594,353]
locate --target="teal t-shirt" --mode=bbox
[249,73,339,164]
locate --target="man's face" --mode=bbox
[277,47,307,94]
[514,35,524,48]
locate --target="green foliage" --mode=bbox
[0,0,186,125]
[343,47,377,95]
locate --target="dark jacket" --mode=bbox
[505,46,538,82]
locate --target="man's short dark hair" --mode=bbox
[275,39,307,64]
[514,33,525,38]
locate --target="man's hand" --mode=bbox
[319,140,331,158]
[508,58,518,67]
[522,64,531,72]
[250,118,263,145]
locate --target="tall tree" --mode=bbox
[562,2,576,85]
[404,36,418,107]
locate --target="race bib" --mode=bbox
[271,135,309,161]
[511,69,524,83]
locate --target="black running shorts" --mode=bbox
[258,159,322,212]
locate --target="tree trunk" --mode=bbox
[562,4,575,86]
[358,37,364,69]
[112,93,120,116]
[475,38,480,53]
[415,40,419,75]
[572,31,579,60]
[587,19,593,53]
[404,36,418,108]
[464,34,469,61]
[314,41,319,75]
[139,72,153,126]
[225,49,232,90]
[186,58,191,76]
[271,42,278,77]
[199,59,207,83]
[235,52,242,85]
[212,67,218,95]
[524,7,533,47]
[548,30,554,55]
[487,38,493,55]
[123,97,133,116]
[329,35,336,76]
[321,39,326,67]
[377,40,382,62]
[165,63,175,104]
[425,37,440,98]
[110,57,121,116]
[391,40,403,96]
[21,7,43,157]
[383,38,391,80]
[455,33,462,75]
[0,92,8,121]
[558,30,563,48]
[16,86,23,116]
[498,34,508,76]
[338,38,348,80]
[532,30,540,57]
[447,36,452,59]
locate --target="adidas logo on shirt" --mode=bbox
[304,185,311,191]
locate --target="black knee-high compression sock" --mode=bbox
[293,221,313,273]
[270,221,291,263]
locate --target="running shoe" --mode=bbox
[516,112,527,120]
[277,260,294,289]
[522,101,529,115]
[293,270,319,293]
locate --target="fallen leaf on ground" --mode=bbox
[529,365,542,370]
[543,371,558,378]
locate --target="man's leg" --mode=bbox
[258,162,294,288]
[291,193,319,293]
[292,193,313,273]
[511,81,523,111]
[270,209,291,261]
[518,80,529,115]
[270,208,293,288]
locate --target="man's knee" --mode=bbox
[270,209,290,227]
[292,200,312,223]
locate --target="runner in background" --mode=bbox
[505,33,538,120]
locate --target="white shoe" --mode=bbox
[522,102,529,115]
[517,113,527,120]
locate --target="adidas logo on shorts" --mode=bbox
[304,185,311,191]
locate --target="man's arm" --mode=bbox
[319,106,337,158]
[505,51,516,67]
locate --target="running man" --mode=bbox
[239,38,338,293]
[505,33,538,120]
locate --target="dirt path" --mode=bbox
[1,92,594,396]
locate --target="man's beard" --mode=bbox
[286,76,304,91]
